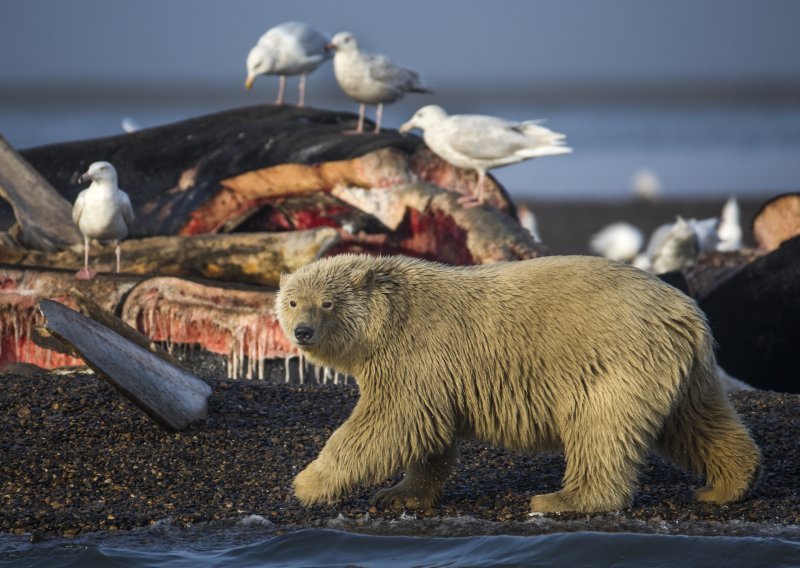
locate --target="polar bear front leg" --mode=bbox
[293,400,421,506]
[373,444,458,510]
[294,459,334,505]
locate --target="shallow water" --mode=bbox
[2,528,800,568]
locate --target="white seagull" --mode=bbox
[72,161,135,280]
[589,222,644,263]
[400,105,572,207]
[326,32,432,134]
[717,196,742,252]
[637,216,700,274]
[245,22,331,106]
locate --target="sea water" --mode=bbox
[1,527,800,568]
[1,94,799,202]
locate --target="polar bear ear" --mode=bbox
[352,267,375,289]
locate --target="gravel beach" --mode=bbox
[1,368,797,540]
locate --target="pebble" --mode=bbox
[0,369,797,538]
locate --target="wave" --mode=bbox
[2,528,800,568]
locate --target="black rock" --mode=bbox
[700,235,800,393]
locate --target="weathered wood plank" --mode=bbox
[0,135,82,251]
[39,299,212,431]
[0,228,340,286]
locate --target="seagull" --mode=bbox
[516,203,542,242]
[72,161,134,280]
[630,168,662,202]
[121,117,141,133]
[399,105,571,207]
[638,216,700,274]
[717,196,742,251]
[326,32,431,134]
[589,222,644,263]
[245,22,331,106]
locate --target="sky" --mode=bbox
[1,0,799,95]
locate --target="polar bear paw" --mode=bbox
[372,482,439,510]
[294,460,337,506]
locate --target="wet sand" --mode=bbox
[1,368,797,540]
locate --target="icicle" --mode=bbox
[257,323,267,381]
[299,353,305,384]
[239,329,246,380]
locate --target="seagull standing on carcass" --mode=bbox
[72,161,134,280]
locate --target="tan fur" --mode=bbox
[277,254,761,513]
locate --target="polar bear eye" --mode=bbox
[321,301,333,309]
[289,300,297,308]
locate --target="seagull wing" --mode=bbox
[366,53,427,91]
[446,115,529,160]
[119,191,135,227]
[72,190,86,225]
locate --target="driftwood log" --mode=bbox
[0,228,340,287]
[0,135,81,251]
[39,299,212,431]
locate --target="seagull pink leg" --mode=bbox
[75,236,96,280]
[458,170,487,208]
[115,239,122,274]
[275,76,287,105]
[373,103,383,134]
[357,103,365,132]
[343,103,366,134]
[297,74,306,107]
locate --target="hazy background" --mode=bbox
[1,0,799,201]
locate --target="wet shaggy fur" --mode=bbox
[276,254,761,513]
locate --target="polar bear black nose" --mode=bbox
[294,325,315,343]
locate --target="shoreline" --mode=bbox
[1,369,797,540]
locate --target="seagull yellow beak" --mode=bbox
[398,121,415,134]
[245,76,255,90]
